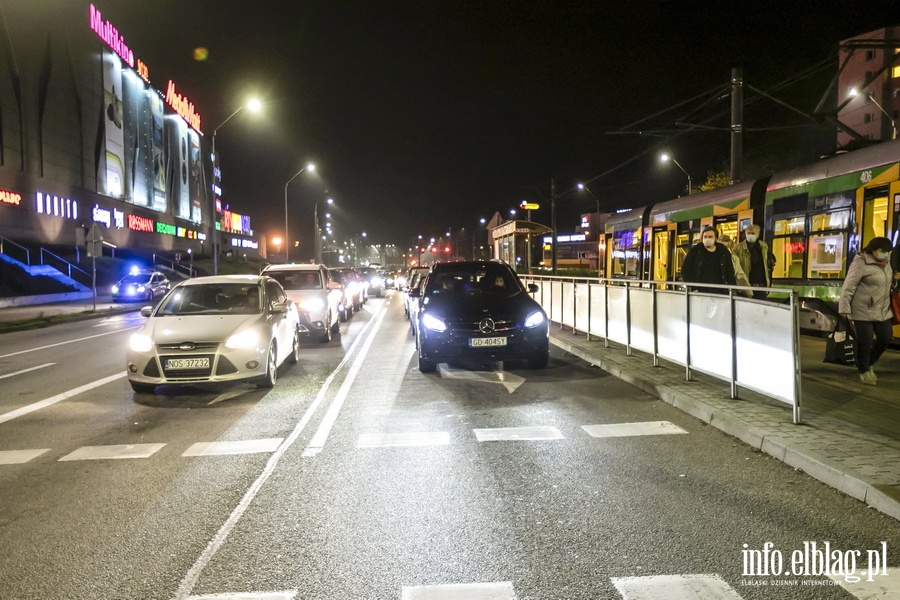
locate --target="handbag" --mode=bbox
[824,317,856,366]
[890,289,900,325]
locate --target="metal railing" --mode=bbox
[153,254,196,278]
[40,248,92,288]
[0,236,31,265]
[521,275,803,424]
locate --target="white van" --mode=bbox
[261,264,342,343]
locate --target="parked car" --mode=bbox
[112,270,170,302]
[261,263,342,343]
[357,266,383,298]
[412,261,549,373]
[125,275,301,394]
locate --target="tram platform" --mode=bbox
[550,327,900,522]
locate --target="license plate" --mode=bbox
[469,337,507,347]
[165,358,210,370]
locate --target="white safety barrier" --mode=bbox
[522,276,802,424]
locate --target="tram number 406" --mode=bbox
[861,170,873,183]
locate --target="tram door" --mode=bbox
[861,185,890,247]
[651,227,671,282]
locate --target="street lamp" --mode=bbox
[210,98,262,274]
[315,197,333,263]
[577,182,600,215]
[849,88,897,140]
[660,153,692,195]
[283,163,315,263]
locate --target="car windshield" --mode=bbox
[120,274,151,285]
[268,271,322,290]
[426,266,519,295]
[157,283,262,315]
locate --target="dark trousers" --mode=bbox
[854,318,894,374]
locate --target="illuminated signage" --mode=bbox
[0,189,22,206]
[542,234,587,243]
[581,214,591,229]
[92,204,112,228]
[114,208,125,228]
[127,214,154,232]
[89,5,134,68]
[156,222,177,236]
[212,184,222,196]
[36,191,78,220]
[221,209,252,235]
[520,202,540,210]
[165,80,201,132]
[231,238,259,250]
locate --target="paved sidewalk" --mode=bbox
[0,295,141,324]
[550,327,900,522]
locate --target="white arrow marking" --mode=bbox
[437,363,525,393]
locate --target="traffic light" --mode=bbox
[443,246,450,253]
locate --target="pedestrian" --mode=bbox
[838,236,894,386]
[718,235,752,297]
[732,224,776,299]
[680,226,737,294]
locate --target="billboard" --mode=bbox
[100,51,125,197]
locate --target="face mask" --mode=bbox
[702,237,716,248]
[875,251,889,262]
[745,234,758,243]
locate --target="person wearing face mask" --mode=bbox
[680,226,737,294]
[732,224,776,299]
[838,236,894,386]
[718,235,753,297]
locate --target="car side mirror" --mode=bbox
[271,301,289,314]
[140,306,154,317]
[328,281,341,290]
[408,288,421,298]
[528,283,539,294]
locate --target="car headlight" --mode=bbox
[112,285,120,293]
[371,276,383,286]
[422,313,447,333]
[129,334,153,353]
[301,298,325,311]
[524,311,545,328]
[226,329,261,349]
[137,285,146,292]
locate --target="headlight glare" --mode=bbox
[129,334,153,352]
[525,311,545,328]
[301,298,325,311]
[226,329,260,349]
[422,313,447,332]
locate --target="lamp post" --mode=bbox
[577,183,602,276]
[315,197,333,263]
[849,87,897,140]
[660,153,692,195]
[284,163,315,263]
[210,98,261,275]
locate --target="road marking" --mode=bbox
[473,426,564,442]
[582,421,689,438]
[173,298,389,600]
[0,328,139,359]
[611,574,744,599]
[187,592,297,600]
[0,372,126,425]
[58,443,166,461]
[357,432,450,448]
[402,581,515,600]
[0,362,54,380]
[182,439,284,457]
[437,364,525,393]
[302,304,389,457]
[830,566,900,598]
[0,449,50,464]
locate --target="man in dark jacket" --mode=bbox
[680,226,737,294]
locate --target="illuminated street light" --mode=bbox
[210,97,263,274]
[849,87,897,140]
[315,197,334,263]
[284,162,316,263]
[577,182,600,215]
[660,153,692,195]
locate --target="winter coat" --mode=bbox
[838,252,893,322]
[680,242,737,292]
[732,239,774,287]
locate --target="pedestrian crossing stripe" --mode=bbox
[401,581,515,599]
[182,439,284,456]
[58,443,166,461]
[830,566,900,597]
[582,421,689,438]
[473,426,564,441]
[357,432,451,448]
[612,574,743,599]
[187,592,297,600]
[0,448,50,464]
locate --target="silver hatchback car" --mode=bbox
[261,264,342,343]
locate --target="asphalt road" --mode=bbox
[1,291,898,600]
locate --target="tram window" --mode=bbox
[771,236,805,279]
[652,230,669,281]
[807,233,846,279]
[611,226,641,277]
[774,216,805,235]
[717,221,738,245]
[810,210,849,232]
[862,186,889,244]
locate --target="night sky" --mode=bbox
[96,1,898,256]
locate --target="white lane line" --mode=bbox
[357,432,451,448]
[58,443,166,461]
[182,439,284,457]
[0,363,55,380]
[830,566,900,597]
[402,582,515,600]
[301,304,389,457]
[187,591,297,600]
[582,421,689,438]
[0,372,126,425]
[172,298,388,600]
[612,574,743,599]
[473,426,564,442]
[0,449,50,464]
[0,327,139,359]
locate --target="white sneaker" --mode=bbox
[859,371,876,386]
[869,368,877,382]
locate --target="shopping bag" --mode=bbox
[890,289,900,325]
[824,318,856,366]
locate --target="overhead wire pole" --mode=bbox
[730,67,743,184]
[551,178,557,276]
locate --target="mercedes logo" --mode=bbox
[478,318,495,334]
[179,343,196,351]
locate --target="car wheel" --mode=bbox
[330,316,340,334]
[339,307,348,322]
[527,350,550,369]
[418,353,436,373]
[129,381,156,393]
[289,329,301,363]
[257,342,278,388]
[146,290,154,302]
[319,316,333,343]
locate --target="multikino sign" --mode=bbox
[89,4,134,68]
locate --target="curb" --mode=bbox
[0,291,94,309]
[550,332,900,522]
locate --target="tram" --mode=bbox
[604,138,900,332]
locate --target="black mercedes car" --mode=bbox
[411,261,549,373]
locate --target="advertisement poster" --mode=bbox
[150,93,167,211]
[166,117,190,219]
[189,129,203,223]
[101,51,125,198]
